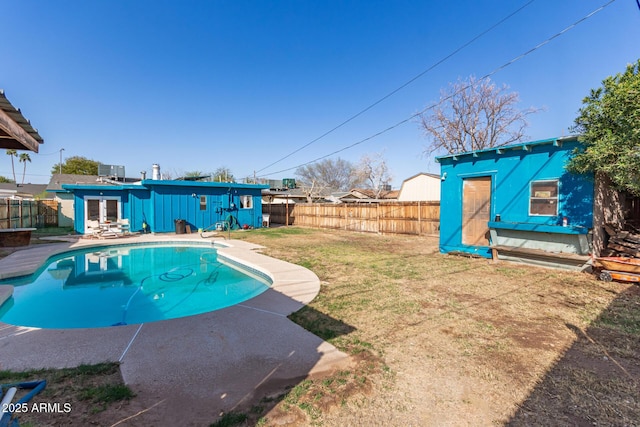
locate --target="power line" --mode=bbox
[255,0,537,175]
[258,0,617,178]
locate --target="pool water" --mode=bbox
[0,244,271,329]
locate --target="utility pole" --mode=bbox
[59,148,65,174]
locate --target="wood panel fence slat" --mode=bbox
[264,202,439,236]
[0,199,59,228]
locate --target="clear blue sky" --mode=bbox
[2,0,638,187]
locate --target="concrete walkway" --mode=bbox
[0,233,351,425]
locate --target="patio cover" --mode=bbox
[0,90,44,152]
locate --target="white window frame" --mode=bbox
[529,179,558,216]
[240,195,253,209]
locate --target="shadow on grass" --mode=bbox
[507,285,640,426]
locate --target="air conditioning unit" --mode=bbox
[98,164,125,179]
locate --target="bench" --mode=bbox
[488,221,591,270]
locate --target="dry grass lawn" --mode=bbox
[1,226,638,426]
[231,226,639,426]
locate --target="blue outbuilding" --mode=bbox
[63,179,268,235]
[436,136,595,269]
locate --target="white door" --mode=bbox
[85,196,120,232]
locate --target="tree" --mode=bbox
[295,158,364,192]
[418,76,540,155]
[567,60,640,196]
[183,170,205,178]
[19,153,31,185]
[5,149,17,183]
[51,156,100,175]
[211,167,235,183]
[0,176,14,183]
[355,152,393,198]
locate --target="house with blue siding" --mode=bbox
[436,136,595,269]
[63,179,268,235]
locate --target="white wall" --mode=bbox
[397,174,441,201]
[56,193,75,227]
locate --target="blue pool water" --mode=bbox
[0,244,271,329]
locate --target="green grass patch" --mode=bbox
[0,362,133,421]
[210,411,248,427]
[79,384,134,403]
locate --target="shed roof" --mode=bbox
[60,179,268,192]
[435,136,579,163]
[0,90,44,152]
[402,172,440,181]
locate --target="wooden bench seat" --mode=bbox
[491,245,591,270]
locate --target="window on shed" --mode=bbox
[240,195,253,209]
[530,180,558,216]
[200,195,207,211]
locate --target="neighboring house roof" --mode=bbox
[0,90,44,152]
[0,183,52,199]
[339,188,399,202]
[402,172,440,181]
[47,174,102,192]
[349,188,399,199]
[262,187,329,202]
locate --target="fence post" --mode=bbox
[418,201,421,236]
[345,205,348,230]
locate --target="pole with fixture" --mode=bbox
[59,148,65,174]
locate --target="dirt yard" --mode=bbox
[2,227,638,426]
[232,227,639,426]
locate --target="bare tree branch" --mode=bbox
[355,152,393,198]
[418,76,541,155]
[295,158,364,191]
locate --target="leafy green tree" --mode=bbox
[51,156,100,175]
[567,60,640,195]
[183,170,205,178]
[0,175,14,183]
[19,153,31,185]
[5,149,17,183]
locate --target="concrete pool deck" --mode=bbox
[0,233,351,425]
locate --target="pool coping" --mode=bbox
[0,233,351,424]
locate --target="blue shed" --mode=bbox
[63,179,268,235]
[436,136,595,269]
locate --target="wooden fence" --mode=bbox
[263,202,440,236]
[0,199,59,229]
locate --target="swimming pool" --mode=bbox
[0,243,271,329]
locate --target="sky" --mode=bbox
[1,0,638,188]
